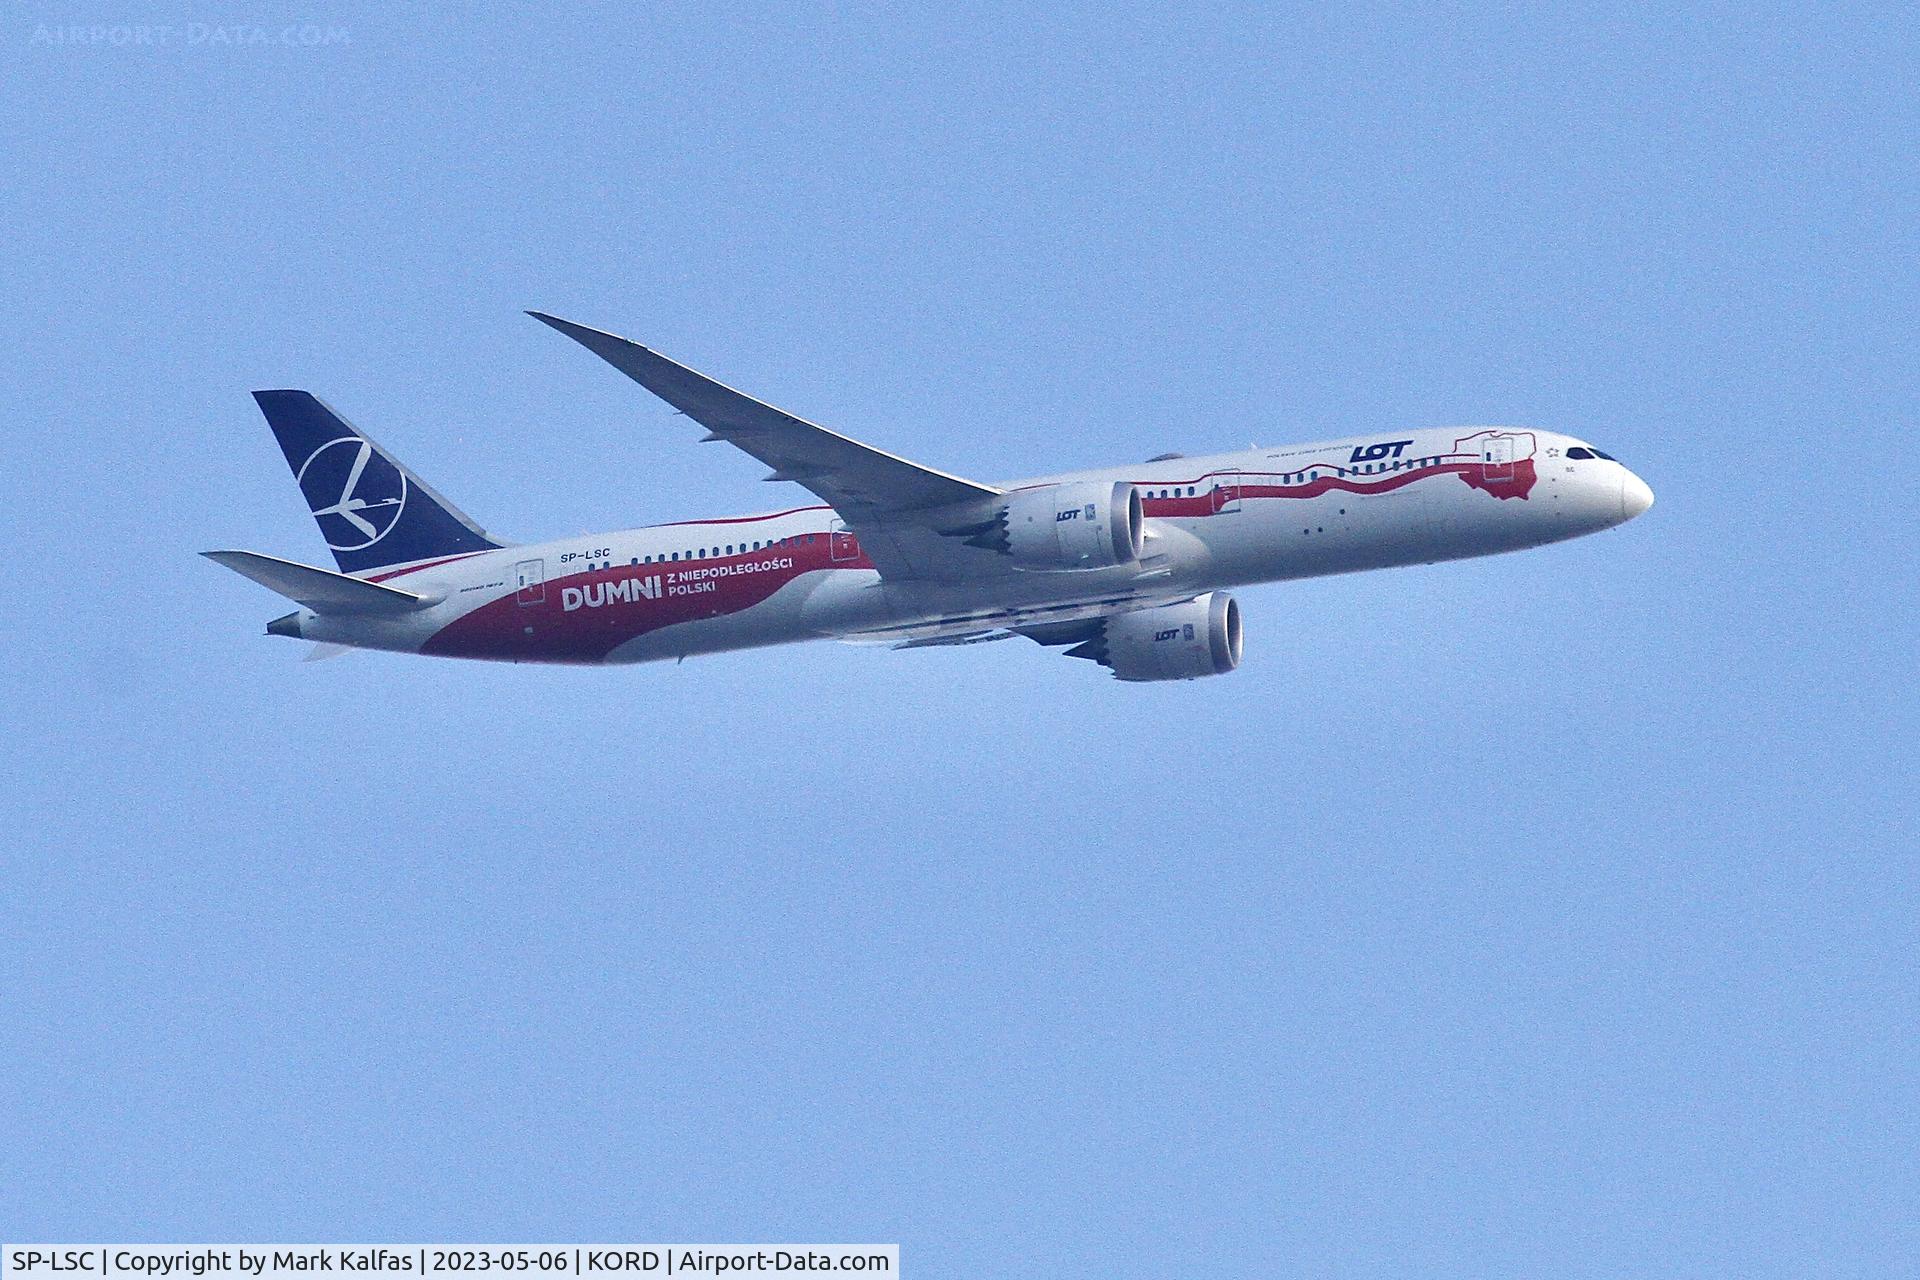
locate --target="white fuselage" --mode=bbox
[290,425,1651,665]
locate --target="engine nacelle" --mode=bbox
[1001,481,1143,570]
[1098,592,1243,681]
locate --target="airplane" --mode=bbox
[205,312,1654,680]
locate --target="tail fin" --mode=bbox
[253,390,502,574]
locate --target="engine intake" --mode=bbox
[1071,592,1243,681]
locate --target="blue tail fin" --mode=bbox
[254,390,503,574]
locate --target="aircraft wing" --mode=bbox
[530,313,1004,577]
[834,589,1181,648]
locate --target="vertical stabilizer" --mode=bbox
[253,390,502,573]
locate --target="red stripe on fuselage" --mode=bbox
[421,535,875,663]
[366,552,489,583]
[655,504,832,528]
[1136,459,1535,517]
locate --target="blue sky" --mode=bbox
[2,3,1914,1275]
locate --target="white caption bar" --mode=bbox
[3,1249,897,1279]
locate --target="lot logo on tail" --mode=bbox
[296,437,408,551]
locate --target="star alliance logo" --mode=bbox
[296,436,407,550]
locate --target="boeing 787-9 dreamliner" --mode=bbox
[206,314,1654,680]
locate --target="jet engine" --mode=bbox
[1068,592,1243,681]
[957,481,1144,570]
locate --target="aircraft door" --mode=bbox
[1216,472,1245,514]
[515,558,545,606]
[1483,434,1515,481]
[829,520,860,562]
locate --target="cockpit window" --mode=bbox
[1566,447,1596,460]
[1593,448,1618,461]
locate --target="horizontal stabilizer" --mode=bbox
[202,550,432,615]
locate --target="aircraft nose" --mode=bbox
[1619,470,1655,522]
